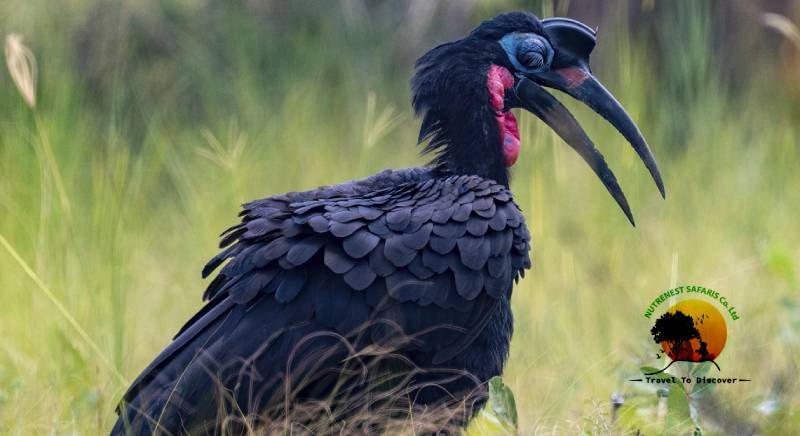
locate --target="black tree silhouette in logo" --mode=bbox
[697,340,709,360]
[646,310,720,375]
[650,310,699,360]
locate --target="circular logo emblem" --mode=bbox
[651,299,727,363]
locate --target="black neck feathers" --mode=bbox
[410,12,543,187]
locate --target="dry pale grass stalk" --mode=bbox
[117,321,484,435]
[5,33,37,108]
[362,91,406,149]
[5,33,72,215]
[761,13,800,51]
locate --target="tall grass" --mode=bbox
[1,0,799,434]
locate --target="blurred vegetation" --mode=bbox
[1,0,799,433]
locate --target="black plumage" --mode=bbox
[115,169,530,434]
[114,10,662,435]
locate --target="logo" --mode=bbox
[650,299,726,370]
[630,285,749,384]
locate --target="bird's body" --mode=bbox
[114,168,530,434]
[113,11,662,435]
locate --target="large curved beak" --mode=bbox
[533,67,665,199]
[505,17,664,226]
[508,77,636,225]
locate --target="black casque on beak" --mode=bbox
[505,17,664,226]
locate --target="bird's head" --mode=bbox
[412,11,663,225]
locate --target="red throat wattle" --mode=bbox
[487,64,520,167]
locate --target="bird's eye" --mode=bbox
[500,33,553,73]
[521,50,545,69]
[518,37,550,71]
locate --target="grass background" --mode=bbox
[1,0,799,433]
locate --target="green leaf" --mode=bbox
[665,383,693,434]
[488,376,518,427]
[690,361,712,378]
[465,376,518,436]
[640,366,675,382]
[691,361,717,397]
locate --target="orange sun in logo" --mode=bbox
[652,299,727,362]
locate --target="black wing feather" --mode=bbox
[118,168,532,423]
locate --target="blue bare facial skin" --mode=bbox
[500,32,554,74]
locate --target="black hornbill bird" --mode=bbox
[113,11,663,434]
